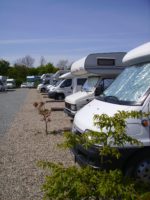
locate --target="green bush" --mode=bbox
[39,162,139,200]
[15,78,24,87]
[39,111,150,200]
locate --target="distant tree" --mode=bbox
[15,55,35,67]
[28,67,39,76]
[56,59,71,70]
[37,62,58,75]
[40,56,47,67]
[0,59,10,75]
[7,64,29,87]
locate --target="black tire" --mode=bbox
[124,150,150,183]
[56,94,64,100]
[41,88,46,93]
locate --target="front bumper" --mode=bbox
[64,108,76,118]
[72,144,141,171]
[7,85,14,89]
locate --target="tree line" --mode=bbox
[0,56,71,86]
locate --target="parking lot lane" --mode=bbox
[0,88,29,135]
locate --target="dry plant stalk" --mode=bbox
[33,102,51,134]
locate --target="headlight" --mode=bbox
[84,129,92,140]
[84,129,102,148]
[51,87,55,91]
[71,104,77,111]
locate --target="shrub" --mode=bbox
[39,111,150,199]
[33,101,51,134]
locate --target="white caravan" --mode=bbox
[48,72,87,100]
[0,76,7,91]
[72,42,150,182]
[37,73,54,92]
[37,70,69,93]
[37,79,52,92]
[6,78,16,89]
[64,52,126,117]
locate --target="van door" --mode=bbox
[126,99,150,146]
[60,79,73,96]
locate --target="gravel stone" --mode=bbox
[0,89,75,200]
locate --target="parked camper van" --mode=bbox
[64,53,126,117]
[6,78,16,89]
[48,72,87,100]
[37,79,51,92]
[72,42,150,182]
[0,76,7,91]
[37,73,54,92]
[26,76,36,88]
[37,70,68,93]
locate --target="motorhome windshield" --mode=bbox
[27,78,35,82]
[99,63,150,105]
[52,80,58,86]
[7,81,14,84]
[55,79,63,87]
[82,77,99,92]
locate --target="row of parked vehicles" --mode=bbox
[37,42,150,183]
[0,77,16,91]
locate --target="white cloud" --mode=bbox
[0,32,139,45]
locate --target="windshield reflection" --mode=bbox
[99,63,150,105]
[82,77,99,92]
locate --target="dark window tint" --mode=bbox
[77,78,87,85]
[98,78,114,91]
[97,58,115,66]
[43,80,50,85]
[62,79,72,87]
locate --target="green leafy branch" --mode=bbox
[63,111,144,160]
[38,161,138,200]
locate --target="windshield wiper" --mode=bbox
[104,95,119,103]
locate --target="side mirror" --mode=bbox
[94,86,103,96]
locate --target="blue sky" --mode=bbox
[0,0,150,67]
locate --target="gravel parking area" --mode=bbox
[0,89,75,200]
[0,89,28,135]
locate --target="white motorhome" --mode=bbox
[37,70,68,93]
[37,79,52,92]
[0,76,7,91]
[48,72,87,100]
[72,42,150,182]
[64,52,126,117]
[26,75,36,88]
[6,78,16,89]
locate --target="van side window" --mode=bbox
[77,78,87,86]
[98,79,114,91]
[43,80,50,85]
[61,79,72,87]
[103,79,114,90]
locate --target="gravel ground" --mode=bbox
[0,89,75,200]
[0,89,29,135]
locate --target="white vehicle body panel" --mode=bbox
[65,52,126,117]
[73,42,150,146]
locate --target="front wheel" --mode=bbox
[41,88,46,93]
[56,94,64,100]
[125,150,150,183]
